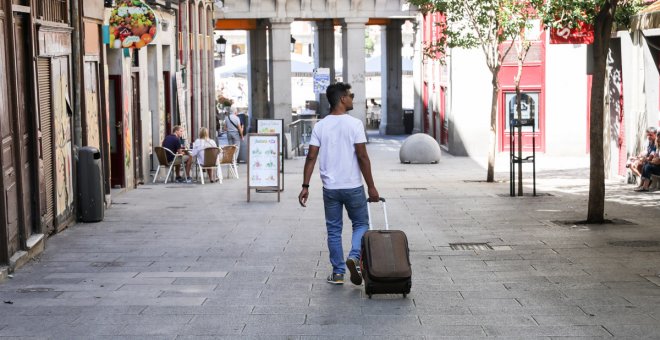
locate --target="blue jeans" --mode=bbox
[642,163,660,180]
[322,186,369,274]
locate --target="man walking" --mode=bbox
[298,82,379,286]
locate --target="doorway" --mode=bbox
[108,75,124,188]
[131,73,143,186]
[13,13,36,237]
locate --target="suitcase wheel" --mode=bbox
[368,294,372,299]
[403,293,407,298]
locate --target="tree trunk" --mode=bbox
[487,71,499,182]
[587,1,617,223]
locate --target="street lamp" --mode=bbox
[216,35,227,55]
[216,35,227,66]
[290,35,296,53]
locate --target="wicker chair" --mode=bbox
[196,147,221,184]
[219,145,239,182]
[153,146,182,183]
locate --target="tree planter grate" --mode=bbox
[608,241,660,247]
[450,243,493,250]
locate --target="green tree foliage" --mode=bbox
[537,0,641,223]
[365,34,375,57]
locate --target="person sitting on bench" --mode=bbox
[628,127,657,183]
[635,131,660,192]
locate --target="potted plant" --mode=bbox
[217,95,234,109]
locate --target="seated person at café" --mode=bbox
[162,125,193,183]
[629,127,657,182]
[191,127,219,183]
[635,131,660,192]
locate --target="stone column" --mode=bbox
[268,19,293,132]
[380,19,405,135]
[412,16,424,134]
[342,19,368,125]
[248,19,270,132]
[314,19,335,118]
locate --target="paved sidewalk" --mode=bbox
[1,133,659,339]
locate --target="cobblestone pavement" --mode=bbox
[1,133,659,339]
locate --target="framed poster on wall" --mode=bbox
[247,134,280,202]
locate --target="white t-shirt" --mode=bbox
[309,114,367,189]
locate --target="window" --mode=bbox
[505,92,539,132]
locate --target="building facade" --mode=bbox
[1,0,216,274]
[420,12,656,182]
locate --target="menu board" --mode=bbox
[247,134,280,202]
[256,119,285,180]
[256,119,283,153]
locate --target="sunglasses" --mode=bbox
[344,93,355,99]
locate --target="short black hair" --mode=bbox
[326,82,351,109]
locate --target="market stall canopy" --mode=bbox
[364,55,413,76]
[215,53,414,78]
[215,53,315,78]
[631,0,660,31]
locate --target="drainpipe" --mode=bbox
[71,0,83,148]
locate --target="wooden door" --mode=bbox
[0,9,20,263]
[37,58,54,234]
[131,73,143,186]
[108,75,124,188]
[13,13,35,237]
[52,57,73,225]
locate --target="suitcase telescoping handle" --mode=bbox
[366,197,389,231]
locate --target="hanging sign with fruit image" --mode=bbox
[109,0,158,49]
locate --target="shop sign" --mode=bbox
[109,0,158,49]
[550,22,594,44]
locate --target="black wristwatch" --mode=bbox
[302,184,309,188]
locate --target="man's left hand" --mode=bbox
[298,188,309,207]
[367,187,379,202]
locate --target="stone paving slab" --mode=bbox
[1,133,659,337]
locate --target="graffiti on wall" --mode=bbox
[159,79,165,141]
[54,61,73,216]
[86,91,101,149]
[123,74,132,170]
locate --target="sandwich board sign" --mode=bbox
[247,134,280,202]
[256,119,285,191]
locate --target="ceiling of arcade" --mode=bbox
[215,0,418,20]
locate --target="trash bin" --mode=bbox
[403,109,414,134]
[77,146,104,222]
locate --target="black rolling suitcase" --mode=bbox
[361,198,412,298]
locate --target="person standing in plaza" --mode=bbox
[298,82,380,286]
[224,108,244,146]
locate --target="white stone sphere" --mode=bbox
[399,133,441,164]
